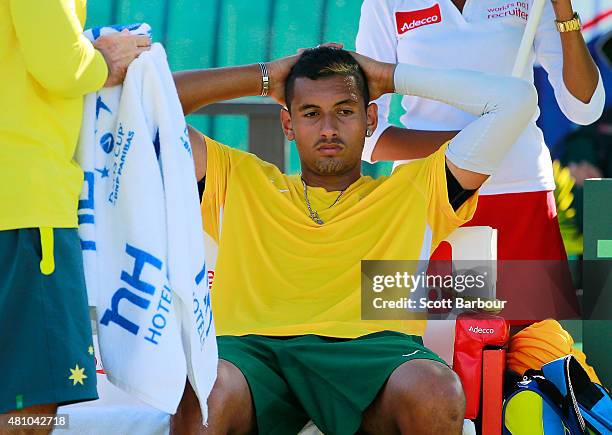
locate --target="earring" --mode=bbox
[366,128,372,137]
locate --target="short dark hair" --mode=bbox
[284,47,370,111]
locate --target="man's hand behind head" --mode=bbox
[266,54,300,107]
[348,51,395,102]
[94,29,151,87]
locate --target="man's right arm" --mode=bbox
[174,52,299,116]
[176,65,266,182]
[175,55,302,180]
[189,125,207,182]
[174,65,262,116]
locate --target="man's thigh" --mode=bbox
[279,331,447,435]
[0,229,97,414]
[218,335,310,435]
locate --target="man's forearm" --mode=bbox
[392,64,537,188]
[174,64,262,115]
[371,127,458,162]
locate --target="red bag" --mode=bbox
[452,313,509,419]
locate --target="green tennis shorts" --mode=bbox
[0,228,97,413]
[218,331,446,435]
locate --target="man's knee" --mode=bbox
[172,360,254,435]
[388,359,465,433]
[207,360,253,415]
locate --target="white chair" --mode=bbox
[424,226,497,364]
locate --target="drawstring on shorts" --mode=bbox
[39,227,55,275]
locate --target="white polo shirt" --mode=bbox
[357,0,605,195]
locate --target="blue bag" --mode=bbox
[503,355,611,434]
[542,355,612,434]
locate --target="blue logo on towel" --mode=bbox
[99,244,173,346]
[108,124,135,205]
[195,263,207,286]
[96,96,112,119]
[95,167,110,178]
[90,23,152,41]
[180,126,192,157]
[78,171,96,251]
[100,132,115,154]
[153,129,160,160]
[193,263,213,348]
[100,244,162,336]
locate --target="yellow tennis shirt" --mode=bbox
[0,0,107,230]
[202,137,478,338]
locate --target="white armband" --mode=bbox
[393,64,537,175]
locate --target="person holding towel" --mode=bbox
[0,0,149,425]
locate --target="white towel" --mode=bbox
[76,27,217,421]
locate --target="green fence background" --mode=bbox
[86,0,401,177]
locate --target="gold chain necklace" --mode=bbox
[300,178,345,225]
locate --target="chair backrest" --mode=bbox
[423,226,497,365]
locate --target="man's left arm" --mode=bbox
[351,55,538,191]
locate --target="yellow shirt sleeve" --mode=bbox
[9,0,108,97]
[424,142,479,249]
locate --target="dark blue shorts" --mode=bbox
[0,228,97,413]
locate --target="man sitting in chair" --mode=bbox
[171,47,537,434]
